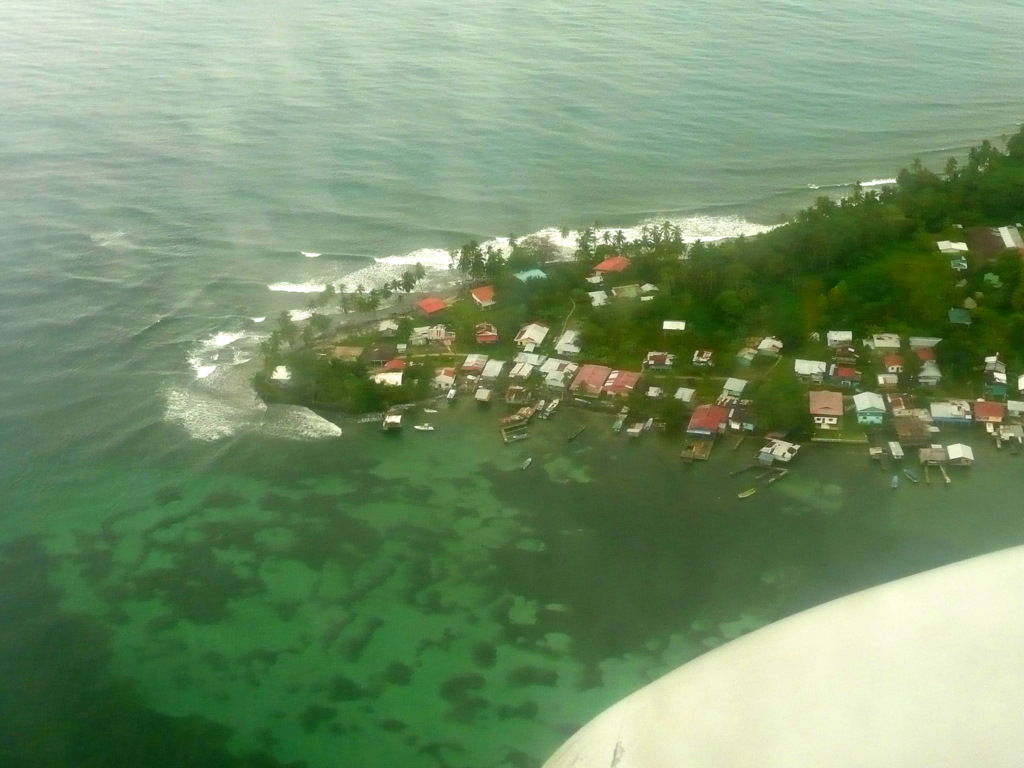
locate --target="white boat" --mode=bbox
[521,457,533,470]
[424,408,438,413]
[413,423,435,432]
[446,388,457,402]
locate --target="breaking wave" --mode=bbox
[806,177,897,191]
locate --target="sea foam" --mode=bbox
[268,281,327,293]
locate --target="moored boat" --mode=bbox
[738,488,756,499]
[903,469,920,484]
[521,457,532,470]
[413,423,434,431]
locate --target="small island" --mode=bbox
[254,127,1024,479]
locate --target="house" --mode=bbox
[877,373,899,389]
[371,370,404,387]
[474,388,492,404]
[946,444,975,466]
[948,308,972,326]
[692,349,714,367]
[984,354,1006,374]
[869,333,901,352]
[603,370,642,397]
[950,256,969,271]
[852,391,886,425]
[728,406,756,432]
[571,364,613,397]
[474,322,499,344]
[973,400,1006,424]
[587,290,609,307]
[937,240,969,255]
[271,365,291,381]
[433,367,456,391]
[594,255,631,273]
[930,400,972,425]
[378,319,399,337]
[611,283,641,300]
[1018,373,1024,394]
[826,330,853,348]
[985,371,1008,398]
[909,337,942,350]
[828,364,861,388]
[331,345,364,362]
[832,346,859,365]
[381,358,406,372]
[514,269,547,283]
[757,336,784,356]
[736,347,757,367]
[687,404,729,436]
[640,283,659,294]
[461,353,488,374]
[554,330,582,356]
[918,360,943,387]
[514,351,547,367]
[416,297,447,315]
[674,387,697,405]
[509,362,535,380]
[809,390,844,430]
[643,351,675,371]
[794,359,828,383]
[361,344,398,366]
[893,414,932,446]
[409,324,454,346]
[721,377,748,399]
[540,358,579,390]
[514,323,549,348]
[758,438,800,465]
[1008,400,1024,417]
[470,284,496,308]
[480,359,506,381]
[962,296,978,310]
[882,355,904,374]
[919,445,947,465]
[647,386,664,398]
[662,320,687,332]
[914,347,936,362]
[983,272,1003,289]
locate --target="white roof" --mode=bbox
[1007,400,1024,414]
[585,275,603,284]
[481,359,506,379]
[378,319,399,331]
[662,320,687,331]
[509,362,535,379]
[542,547,1024,768]
[539,357,577,374]
[870,333,901,349]
[909,336,941,349]
[757,336,784,353]
[877,373,899,385]
[674,387,696,403]
[919,359,942,379]
[588,290,609,307]
[271,365,291,381]
[853,391,886,412]
[371,371,404,387]
[514,323,549,346]
[1018,374,1024,392]
[723,377,748,394]
[794,359,827,376]
[998,226,1024,249]
[514,351,548,367]
[826,330,853,346]
[936,240,969,252]
[647,386,664,397]
[641,283,659,293]
[930,400,971,420]
[554,330,582,356]
[946,443,975,461]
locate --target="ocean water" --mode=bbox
[1,1,1023,765]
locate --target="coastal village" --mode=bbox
[261,219,1024,495]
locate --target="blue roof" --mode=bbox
[514,269,547,282]
[948,308,972,325]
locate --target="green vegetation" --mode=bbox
[256,127,1024,421]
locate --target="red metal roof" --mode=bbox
[594,255,631,273]
[571,364,613,395]
[602,369,641,396]
[883,355,904,368]
[471,285,495,305]
[834,366,858,379]
[915,348,935,361]
[973,400,1006,422]
[383,358,406,371]
[417,297,447,315]
[687,404,729,433]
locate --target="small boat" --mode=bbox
[424,408,438,414]
[891,474,899,489]
[413,423,434,431]
[446,388,457,403]
[903,469,920,484]
[521,457,532,470]
[567,426,587,442]
[737,488,756,499]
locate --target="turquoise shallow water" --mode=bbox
[2,1,1024,765]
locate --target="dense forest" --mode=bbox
[255,126,1024,421]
